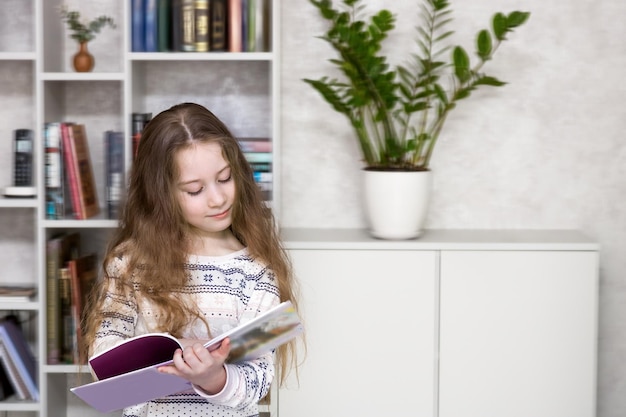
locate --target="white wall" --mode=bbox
[280,1,626,416]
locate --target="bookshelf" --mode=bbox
[0,0,280,415]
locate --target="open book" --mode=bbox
[71,301,303,412]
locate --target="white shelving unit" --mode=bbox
[0,0,280,416]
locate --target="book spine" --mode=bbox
[210,0,227,51]
[194,0,210,52]
[132,113,152,159]
[243,152,272,164]
[59,267,74,364]
[0,342,27,399]
[46,238,61,364]
[245,0,256,52]
[44,122,63,219]
[132,0,146,52]
[241,0,249,52]
[60,123,83,220]
[181,0,196,51]
[0,323,39,400]
[105,131,125,219]
[144,0,158,52]
[157,0,172,51]
[238,137,271,152]
[70,125,100,219]
[228,0,242,52]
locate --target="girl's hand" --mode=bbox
[158,338,231,395]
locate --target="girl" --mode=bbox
[83,103,300,417]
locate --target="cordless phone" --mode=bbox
[13,129,34,186]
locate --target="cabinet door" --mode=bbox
[439,250,598,417]
[279,249,437,417]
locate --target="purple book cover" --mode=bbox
[71,301,303,412]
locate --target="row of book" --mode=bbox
[132,0,270,53]
[46,232,98,365]
[239,137,272,200]
[0,318,38,401]
[45,122,124,220]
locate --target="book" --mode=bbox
[145,0,159,52]
[63,124,100,219]
[0,341,27,399]
[0,352,15,400]
[194,0,210,51]
[132,112,152,159]
[104,130,125,219]
[228,0,242,52]
[71,301,303,412]
[238,137,271,153]
[44,122,64,219]
[243,151,272,164]
[68,254,98,364]
[71,124,100,219]
[0,285,36,303]
[210,0,227,51]
[132,0,146,51]
[59,267,74,363]
[181,0,196,51]
[157,0,173,51]
[59,122,81,219]
[0,320,38,401]
[46,233,81,364]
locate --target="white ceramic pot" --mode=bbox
[363,169,432,240]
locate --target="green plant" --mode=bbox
[60,6,116,43]
[304,0,530,171]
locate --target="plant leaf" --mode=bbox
[476,30,492,61]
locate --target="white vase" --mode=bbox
[363,169,432,240]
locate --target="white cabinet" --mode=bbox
[439,250,598,417]
[280,228,599,417]
[281,249,437,417]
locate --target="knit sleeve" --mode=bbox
[91,254,139,358]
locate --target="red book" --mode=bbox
[60,123,82,219]
[66,124,100,219]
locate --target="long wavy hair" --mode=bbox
[83,103,300,383]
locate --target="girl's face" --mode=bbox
[175,141,236,236]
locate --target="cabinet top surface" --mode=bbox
[280,228,599,251]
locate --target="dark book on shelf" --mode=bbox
[132,113,152,159]
[157,0,173,51]
[194,0,210,51]
[145,0,158,52]
[0,356,15,400]
[46,232,81,365]
[68,253,98,364]
[0,341,27,399]
[132,0,146,52]
[59,267,74,364]
[105,130,125,219]
[210,0,227,51]
[0,320,38,401]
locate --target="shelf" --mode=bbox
[0,196,38,208]
[0,397,41,412]
[40,72,125,81]
[0,52,36,61]
[129,51,274,61]
[41,218,118,229]
[0,300,39,311]
[44,364,89,374]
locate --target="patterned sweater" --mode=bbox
[92,248,280,417]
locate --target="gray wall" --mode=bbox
[280,1,625,416]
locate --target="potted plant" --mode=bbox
[304,0,530,239]
[60,6,116,72]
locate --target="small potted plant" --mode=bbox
[304,0,530,239]
[60,6,116,72]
